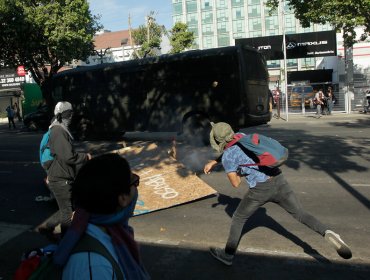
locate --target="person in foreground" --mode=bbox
[54,153,150,279]
[203,122,352,266]
[37,101,91,238]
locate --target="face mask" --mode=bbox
[90,191,138,226]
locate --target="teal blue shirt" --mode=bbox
[62,224,124,280]
[222,144,270,188]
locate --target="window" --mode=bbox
[302,58,315,68]
[265,29,277,36]
[285,14,295,29]
[202,0,212,10]
[217,21,229,33]
[285,27,296,34]
[316,24,332,31]
[232,0,244,7]
[248,0,259,4]
[265,16,278,30]
[203,36,214,49]
[173,2,182,14]
[187,13,198,25]
[232,19,244,32]
[248,4,261,17]
[216,0,227,8]
[267,61,280,69]
[202,23,214,35]
[249,30,262,37]
[202,11,213,24]
[287,59,298,67]
[173,15,183,24]
[233,32,246,38]
[186,1,197,13]
[188,26,199,36]
[248,18,261,31]
[218,34,230,46]
[264,4,278,16]
[232,7,244,19]
[301,26,314,33]
[191,37,200,49]
[217,9,228,21]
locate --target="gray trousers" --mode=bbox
[225,173,327,255]
[44,180,72,231]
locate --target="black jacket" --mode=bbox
[47,125,88,182]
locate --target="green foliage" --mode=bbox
[168,22,195,54]
[266,0,370,47]
[0,0,101,99]
[131,12,164,58]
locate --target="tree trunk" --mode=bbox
[40,78,54,110]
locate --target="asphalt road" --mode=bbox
[0,113,370,279]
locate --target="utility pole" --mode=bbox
[146,14,153,44]
[280,0,289,121]
[345,45,354,114]
[129,13,141,58]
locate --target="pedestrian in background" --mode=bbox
[364,90,370,113]
[56,153,150,279]
[314,89,325,117]
[13,102,22,122]
[204,122,352,266]
[6,105,16,129]
[36,101,91,240]
[326,87,336,115]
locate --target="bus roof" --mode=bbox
[53,45,260,78]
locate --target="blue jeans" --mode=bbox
[225,173,327,255]
[327,100,334,114]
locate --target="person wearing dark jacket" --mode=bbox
[37,101,91,239]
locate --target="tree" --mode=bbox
[168,22,195,54]
[0,0,101,105]
[266,0,370,47]
[131,11,165,58]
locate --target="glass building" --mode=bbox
[171,0,332,75]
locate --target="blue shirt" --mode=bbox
[222,145,270,188]
[62,224,125,280]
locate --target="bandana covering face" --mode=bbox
[54,192,150,279]
[209,122,235,153]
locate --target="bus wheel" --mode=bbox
[182,115,211,146]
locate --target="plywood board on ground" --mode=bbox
[116,142,217,216]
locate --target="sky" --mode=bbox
[87,0,173,32]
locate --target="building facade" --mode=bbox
[172,0,331,75]
[172,0,370,113]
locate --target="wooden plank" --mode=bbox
[115,142,217,216]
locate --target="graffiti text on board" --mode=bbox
[140,169,179,199]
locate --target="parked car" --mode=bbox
[23,105,53,131]
[288,85,315,107]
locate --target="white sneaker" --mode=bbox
[324,230,352,259]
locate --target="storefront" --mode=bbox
[0,67,26,118]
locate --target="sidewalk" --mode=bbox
[269,111,369,124]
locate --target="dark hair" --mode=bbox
[71,153,132,214]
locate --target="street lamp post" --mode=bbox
[280,0,289,121]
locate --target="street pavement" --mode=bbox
[0,112,370,279]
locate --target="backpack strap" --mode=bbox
[71,234,124,280]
